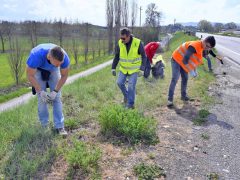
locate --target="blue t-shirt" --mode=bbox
[26,43,70,71]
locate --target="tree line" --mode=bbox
[198,20,238,33]
[0,0,163,86]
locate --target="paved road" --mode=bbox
[196,32,240,66]
[194,32,240,179]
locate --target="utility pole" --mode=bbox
[139,6,142,26]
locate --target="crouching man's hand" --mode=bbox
[38,90,51,103]
[47,90,58,101]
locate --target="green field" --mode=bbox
[0,32,216,178]
[0,36,112,103]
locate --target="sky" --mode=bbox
[0,0,240,26]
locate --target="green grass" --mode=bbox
[99,105,158,144]
[0,32,217,178]
[4,127,56,179]
[66,140,101,178]
[0,53,27,88]
[0,50,112,103]
[0,87,30,103]
[207,172,219,180]
[133,163,166,180]
[201,133,210,140]
[193,109,211,126]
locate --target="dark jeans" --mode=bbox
[204,55,212,70]
[144,58,151,78]
[168,58,188,101]
[117,71,138,107]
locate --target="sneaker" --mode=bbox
[167,100,173,107]
[181,96,194,101]
[126,105,135,109]
[56,128,68,136]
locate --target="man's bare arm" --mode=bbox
[26,66,41,93]
[55,67,69,91]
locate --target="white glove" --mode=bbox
[189,69,198,78]
[38,91,50,103]
[47,90,58,101]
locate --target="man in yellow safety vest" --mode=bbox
[112,28,147,109]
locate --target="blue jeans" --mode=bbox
[168,58,188,101]
[144,58,151,78]
[204,55,212,70]
[35,69,64,129]
[117,71,138,107]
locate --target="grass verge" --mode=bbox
[0,32,217,178]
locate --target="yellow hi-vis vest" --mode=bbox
[119,37,142,74]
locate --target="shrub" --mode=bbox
[66,141,101,173]
[192,109,210,126]
[133,163,166,180]
[198,109,211,118]
[99,105,158,144]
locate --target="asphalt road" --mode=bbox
[196,32,240,66]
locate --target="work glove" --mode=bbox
[38,90,51,103]
[138,70,144,77]
[47,90,58,101]
[216,56,224,64]
[112,69,116,76]
[189,69,198,78]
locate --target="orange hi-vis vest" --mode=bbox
[172,40,204,72]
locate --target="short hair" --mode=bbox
[204,36,216,48]
[50,46,64,62]
[120,27,131,36]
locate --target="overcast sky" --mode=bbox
[0,0,239,26]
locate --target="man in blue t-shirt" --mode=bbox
[26,43,70,136]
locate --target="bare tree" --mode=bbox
[84,23,89,64]
[121,0,129,27]
[0,21,13,52]
[114,0,121,46]
[145,3,162,28]
[0,24,5,53]
[8,37,25,85]
[131,0,138,33]
[198,20,214,32]
[224,22,237,30]
[106,0,114,54]
[23,20,39,48]
[71,38,80,65]
[53,18,68,47]
[98,31,102,57]
[214,23,224,33]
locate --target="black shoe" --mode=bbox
[56,128,68,136]
[167,100,174,108]
[181,96,194,101]
[126,105,135,109]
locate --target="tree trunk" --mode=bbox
[0,34,5,53]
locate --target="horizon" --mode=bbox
[0,0,240,26]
